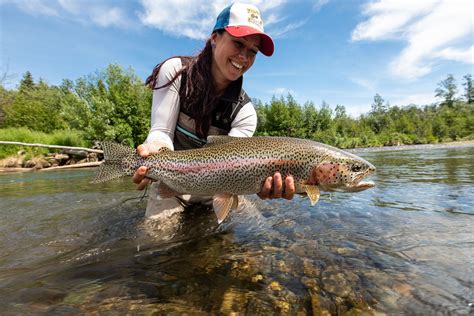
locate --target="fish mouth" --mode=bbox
[346,180,375,192]
[348,168,376,192]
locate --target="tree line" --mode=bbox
[0,65,473,150]
[0,64,151,147]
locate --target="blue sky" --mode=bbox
[0,0,472,116]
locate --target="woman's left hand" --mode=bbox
[257,172,295,200]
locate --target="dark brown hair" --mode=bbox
[145,31,223,138]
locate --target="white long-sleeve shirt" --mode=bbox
[144,57,257,150]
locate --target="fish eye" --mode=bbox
[351,165,362,172]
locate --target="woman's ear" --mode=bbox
[210,32,218,47]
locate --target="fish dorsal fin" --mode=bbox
[303,185,321,206]
[213,194,239,224]
[205,136,238,147]
[157,147,171,153]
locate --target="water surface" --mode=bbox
[0,145,473,314]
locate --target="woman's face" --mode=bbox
[211,31,261,91]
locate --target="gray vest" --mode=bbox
[173,61,250,151]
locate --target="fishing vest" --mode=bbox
[173,58,250,151]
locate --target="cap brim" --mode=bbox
[225,26,274,57]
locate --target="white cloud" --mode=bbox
[313,0,331,12]
[2,0,131,28]
[350,77,377,91]
[345,104,372,118]
[2,0,59,16]
[352,0,474,80]
[90,7,127,27]
[391,93,437,106]
[2,0,307,38]
[269,87,296,96]
[138,0,221,40]
[435,45,474,64]
[270,20,308,39]
[138,0,298,40]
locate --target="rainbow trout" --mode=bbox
[94,136,376,223]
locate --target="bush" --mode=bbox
[0,128,88,159]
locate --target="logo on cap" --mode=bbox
[247,8,263,29]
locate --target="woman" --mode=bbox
[133,3,295,219]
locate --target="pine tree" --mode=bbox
[19,71,35,91]
[462,74,474,104]
[435,74,457,107]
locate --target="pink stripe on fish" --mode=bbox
[164,158,299,174]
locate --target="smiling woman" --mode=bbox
[132,3,296,220]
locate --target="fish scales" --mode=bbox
[145,137,323,195]
[94,136,376,223]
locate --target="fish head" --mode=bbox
[311,152,376,192]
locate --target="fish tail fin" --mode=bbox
[92,142,136,183]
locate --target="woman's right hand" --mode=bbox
[132,142,170,190]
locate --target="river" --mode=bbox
[0,144,473,314]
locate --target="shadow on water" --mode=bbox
[0,145,473,314]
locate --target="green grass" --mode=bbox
[0,127,90,159]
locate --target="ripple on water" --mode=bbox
[0,145,473,314]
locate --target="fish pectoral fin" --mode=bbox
[213,194,238,224]
[304,185,320,206]
[156,181,179,198]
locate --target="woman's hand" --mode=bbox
[132,142,170,190]
[257,172,295,200]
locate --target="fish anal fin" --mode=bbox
[304,185,320,206]
[156,181,179,198]
[213,194,239,224]
[232,195,239,209]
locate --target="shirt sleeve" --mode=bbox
[228,101,257,137]
[144,58,183,150]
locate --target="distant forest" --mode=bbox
[0,64,473,152]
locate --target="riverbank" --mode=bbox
[347,140,474,153]
[0,149,102,173]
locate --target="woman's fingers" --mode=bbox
[258,173,296,200]
[136,144,150,157]
[136,178,151,191]
[132,166,148,185]
[257,176,273,199]
[282,175,295,200]
[272,172,283,198]
[134,143,162,190]
[133,166,151,191]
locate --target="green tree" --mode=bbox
[370,93,387,114]
[285,94,305,137]
[435,74,457,107]
[253,98,268,135]
[0,85,16,127]
[367,94,392,134]
[19,71,35,92]
[69,64,152,146]
[302,101,318,137]
[462,74,474,104]
[4,79,66,132]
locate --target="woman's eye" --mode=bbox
[234,41,243,48]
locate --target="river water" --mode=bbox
[0,145,473,315]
